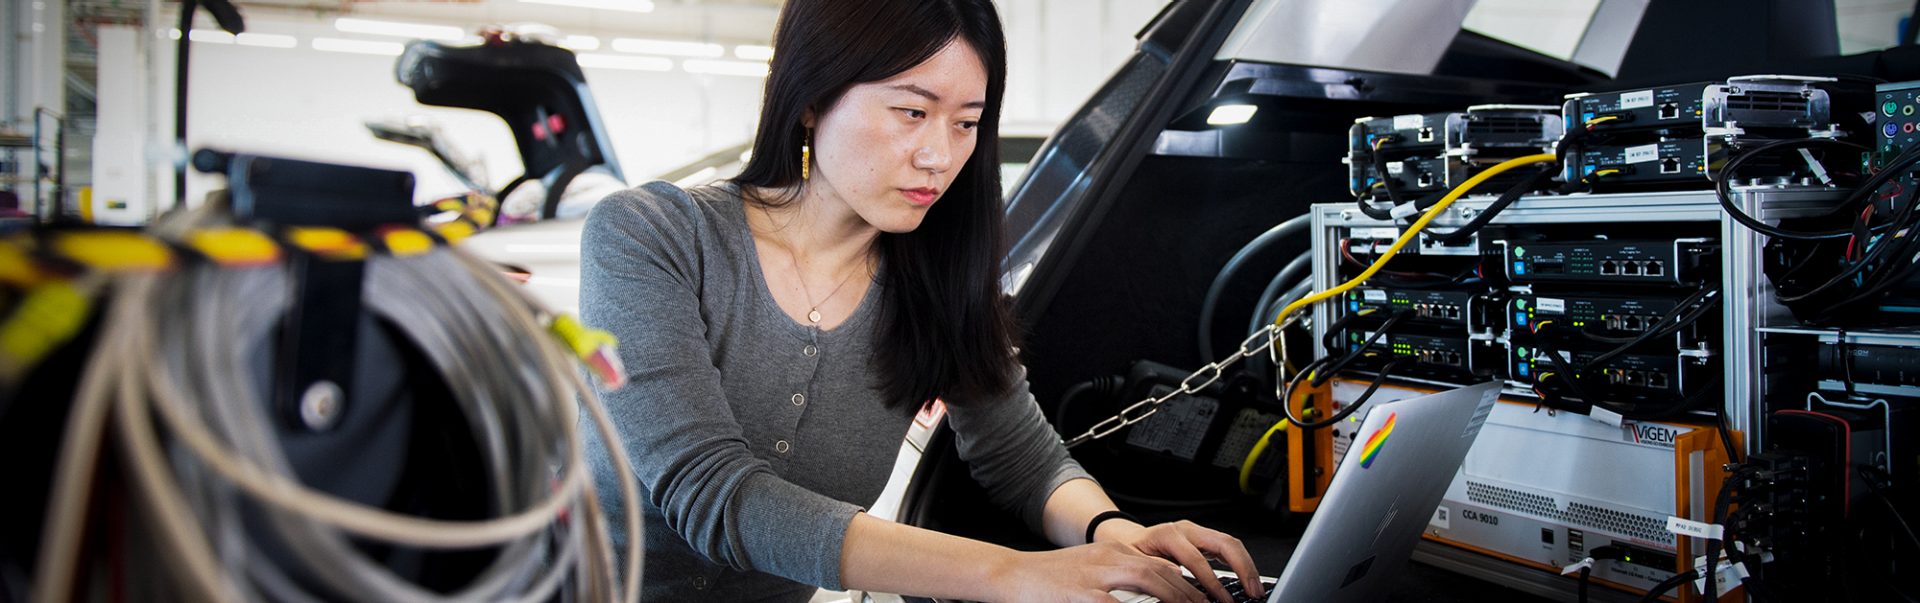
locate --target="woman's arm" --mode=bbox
[939,368,1266,602]
[839,512,1206,603]
[1040,479,1266,602]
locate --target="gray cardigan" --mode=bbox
[580,181,1092,602]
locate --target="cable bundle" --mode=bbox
[23,200,641,603]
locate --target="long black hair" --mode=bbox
[731,0,1019,412]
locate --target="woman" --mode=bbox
[581,1,1263,601]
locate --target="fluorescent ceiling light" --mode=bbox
[1206,104,1258,126]
[520,0,655,12]
[576,53,673,72]
[682,59,769,78]
[236,33,298,48]
[733,44,773,61]
[612,38,723,58]
[311,37,406,56]
[560,35,601,51]
[334,17,464,41]
[188,29,234,44]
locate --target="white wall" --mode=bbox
[96,1,1167,216]
[92,26,149,226]
[1001,0,1169,128]
[6,0,66,216]
[162,15,765,209]
[1834,0,1910,54]
[1461,0,1601,61]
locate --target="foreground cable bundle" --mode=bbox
[26,202,641,603]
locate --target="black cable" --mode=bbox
[1810,234,1920,318]
[1713,404,1742,464]
[1425,163,1558,245]
[1319,308,1382,354]
[1053,376,1125,433]
[1714,137,1894,241]
[1199,215,1311,363]
[1703,465,1763,603]
[1282,358,1408,430]
[1362,140,1405,221]
[1777,185,1920,305]
[1527,334,1608,410]
[1310,310,1413,387]
[1861,466,1920,552]
[1613,372,1722,423]
[1577,566,1592,603]
[1573,546,1630,603]
[1576,287,1719,371]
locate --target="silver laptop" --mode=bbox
[1112,381,1500,603]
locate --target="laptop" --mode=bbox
[1111,381,1501,603]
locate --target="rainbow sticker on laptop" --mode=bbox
[1358,412,1398,469]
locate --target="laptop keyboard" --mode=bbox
[1185,575,1277,603]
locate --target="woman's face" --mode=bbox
[806,39,987,234]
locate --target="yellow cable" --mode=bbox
[1271,153,1555,328]
[1239,419,1289,494]
[1584,115,1619,128]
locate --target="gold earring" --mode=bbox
[800,133,811,181]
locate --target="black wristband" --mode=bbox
[1084,510,1138,545]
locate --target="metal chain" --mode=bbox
[1062,323,1284,449]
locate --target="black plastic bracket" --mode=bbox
[193,150,415,432]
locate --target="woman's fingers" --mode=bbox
[1162,538,1232,602]
[1184,524,1264,599]
[1108,552,1202,603]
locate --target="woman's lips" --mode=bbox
[902,188,939,206]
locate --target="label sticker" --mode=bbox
[1390,202,1421,220]
[1667,516,1725,539]
[1536,297,1566,314]
[1588,406,1625,428]
[1394,114,1424,130]
[1620,90,1654,110]
[1386,161,1405,175]
[1693,560,1747,595]
[1625,143,1661,164]
[1363,289,1388,303]
[1559,558,1594,576]
[1430,506,1450,530]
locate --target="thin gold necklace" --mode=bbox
[788,250,860,324]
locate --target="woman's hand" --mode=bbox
[987,541,1209,603]
[1096,519,1264,603]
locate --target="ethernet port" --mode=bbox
[1623,371,1646,387]
[1446,352,1463,366]
[1658,102,1680,120]
[1647,372,1669,389]
[1417,126,1435,142]
[1445,306,1461,320]
[1645,261,1665,277]
[1416,172,1435,188]
[1599,260,1619,275]
[1620,261,1642,276]
[1659,158,1681,174]
[1621,315,1643,331]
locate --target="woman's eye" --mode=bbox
[957,121,979,131]
[899,108,926,119]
